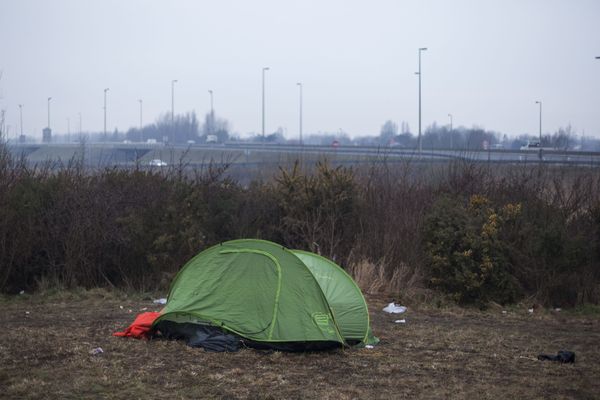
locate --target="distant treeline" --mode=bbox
[0,141,599,307]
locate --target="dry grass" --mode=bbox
[348,260,423,301]
[0,291,599,399]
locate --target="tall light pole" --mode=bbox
[47,97,52,129]
[171,79,177,144]
[262,67,270,139]
[448,113,453,149]
[18,104,23,138]
[78,112,82,141]
[297,82,303,145]
[415,47,427,155]
[138,99,143,141]
[67,117,70,143]
[535,100,542,144]
[103,88,109,139]
[208,90,214,135]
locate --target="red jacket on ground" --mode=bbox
[113,312,161,339]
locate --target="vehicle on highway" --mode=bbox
[206,135,218,144]
[148,159,167,167]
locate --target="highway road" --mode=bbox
[5,142,600,167]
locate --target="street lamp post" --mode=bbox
[171,80,177,144]
[416,47,427,156]
[103,88,109,139]
[297,82,303,145]
[67,118,70,143]
[47,97,52,129]
[448,113,453,150]
[535,100,542,144]
[18,104,23,138]
[208,90,214,135]
[138,99,143,141]
[262,67,270,139]
[78,112,82,141]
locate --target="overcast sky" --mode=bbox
[1,0,599,140]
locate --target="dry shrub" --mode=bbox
[348,259,421,298]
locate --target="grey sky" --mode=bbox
[1,0,599,140]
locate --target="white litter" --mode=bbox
[90,347,104,355]
[19,290,25,295]
[365,345,374,349]
[153,298,167,305]
[383,303,407,314]
[119,305,124,309]
[502,310,507,314]
[554,308,562,312]
[25,311,30,315]
[140,307,148,311]
[394,319,406,324]
[528,308,534,313]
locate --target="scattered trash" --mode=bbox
[394,319,406,324]
[119,305,124,309]
[365,345,374,349]
[502,310,507,314]
[528,308,534,314]
[19,290,25,295]
[554,308,562,312]
[128,309,132,313]
[25,311,30,315]
[538,350,575,363]
[140,307,148,311]
[90,347,104,356]
[383,303,407,314]
[153,298,168,305]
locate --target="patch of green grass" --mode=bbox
[569,303,600,316]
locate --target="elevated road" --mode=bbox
[5,142,600,167]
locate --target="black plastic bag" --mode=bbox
[537,350,575,363]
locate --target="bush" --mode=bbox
[274,161,357,261]
[424,195,521,305]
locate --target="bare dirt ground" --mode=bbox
[1,290,599,399]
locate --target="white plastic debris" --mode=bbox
[153,298,167,305]
[383,303,407,314]
[119,305,124,309]
[502,310,507,314]
[365,345,374,349]
[528,308,534,313]
[25,311,30,315]
[140,307,148,311]
[394,319,406,324]
[90,347,104,355]
[554,308,562,312]
[19,290,25,295]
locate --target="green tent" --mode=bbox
[153,239,377,350]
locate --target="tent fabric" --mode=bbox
[152,239,376,349]
[113,312,161,339]
[291,250,379,346]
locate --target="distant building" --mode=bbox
[42,127,52,143]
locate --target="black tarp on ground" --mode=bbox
[153,321,241,352]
